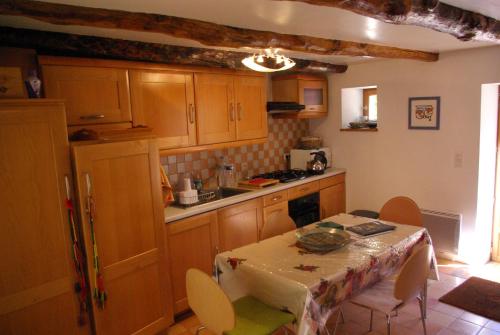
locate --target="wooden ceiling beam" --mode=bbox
[0,26,348,73]
[276,0,500,42]
[0,0,438,62]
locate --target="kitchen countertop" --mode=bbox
[164,168,346,223]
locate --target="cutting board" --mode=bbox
[238,178,280,188]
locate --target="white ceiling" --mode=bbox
[442,0,500,20]
[0,0,498,65]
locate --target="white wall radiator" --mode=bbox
[420,209,461,258]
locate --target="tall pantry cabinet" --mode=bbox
[0,100,89,335]
[72,139,173,334]
[0,100,173,335]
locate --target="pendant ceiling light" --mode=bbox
[242,48,295,72]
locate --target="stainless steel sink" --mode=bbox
[172,187,251,208]
[217,187,251,198]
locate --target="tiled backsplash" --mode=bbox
[160,117,309,190]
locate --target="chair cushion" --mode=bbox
[224,296,295,335]
[350,279,403,314]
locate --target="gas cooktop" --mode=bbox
[252,169,311,183]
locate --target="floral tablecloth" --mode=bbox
[215,213,438,335]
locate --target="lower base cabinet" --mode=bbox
[320,183,346,219]
[167,211,219,314]
[218,198,263,252]
[165,174,345,315]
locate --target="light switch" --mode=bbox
[454,152,463,168]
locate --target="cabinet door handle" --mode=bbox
[80,114,105,120]
[299,187,308,192]
[237,103,243,121]
[229,103,235,121]
[188,104,195,124]
[271,195,282,201]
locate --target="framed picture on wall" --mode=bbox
[408,96,440,130]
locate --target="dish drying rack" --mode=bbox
[173,190,217,208]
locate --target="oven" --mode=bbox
[288,192,320,227]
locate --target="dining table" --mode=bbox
[214,213,439,335]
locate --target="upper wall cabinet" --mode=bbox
[234,76,268,140]
[195,73,267,145]
[130,70,197,149]
[42,65,132,126]
[272,74,328,119]
[194,73,236,145]
[39,57,268,151]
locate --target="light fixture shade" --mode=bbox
[242,48,295,72]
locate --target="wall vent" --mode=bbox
[420,209,461,258]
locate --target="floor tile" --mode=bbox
[446,319,482,335]
[460,312,491,327]
[478,328,500,335]
[485,321,500,332]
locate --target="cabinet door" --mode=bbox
[73,140,173,335]
[320,183,346,219]
[261,201,289,240]
[0,101,89,335]
[218,199,263,251]
[194,73,236,144]
[234,75,268,140]
[42,65,131,126]
[298,80,327,114]
[167,212,218,314]
[130,70,196,149]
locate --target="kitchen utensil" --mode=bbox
[179,177,199,205]
[238,178,280,188]
[307,151,327,175]
[296,227,350,252]
[290,147,332,170]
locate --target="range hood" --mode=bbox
[266,101,305,113]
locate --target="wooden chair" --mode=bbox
[186,268,295,335]
[260,211,296,240]
[379,196,423,226]
[349,244,432,335]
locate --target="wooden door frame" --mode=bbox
[492,85,500,262]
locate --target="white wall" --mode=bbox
[310,46,500,264]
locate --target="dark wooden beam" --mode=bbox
[0,26,348,73]
[275,0,500,42]
[0,0,438,61]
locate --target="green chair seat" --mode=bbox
[224,296,295,335]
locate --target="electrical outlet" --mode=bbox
[454,152,463,168]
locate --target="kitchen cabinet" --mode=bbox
[130,70,197,149]
[195,73,267,145]
[194,73,236,144]
[234,75,268,140]
[272,74,328,119]
[288,180,320,200]
[0,100,89,335]
[320,175,346,219]
[167,211,218,314]
[72,139,173,334]
[262,201,289,239]
[42,64,132,126]
[218,198,263,251]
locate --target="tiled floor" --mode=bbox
[168,260,500,335]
